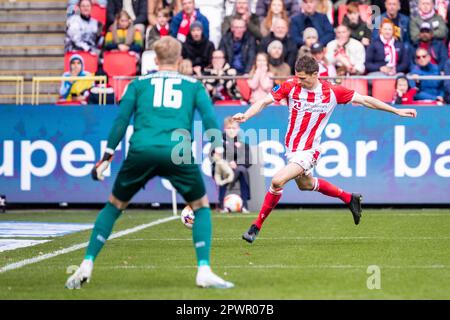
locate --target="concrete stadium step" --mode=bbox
[0,0,67,10]
[0,93,58,104]
[0,56,64,71]
[0,21,65,33]
[0,9,66,23]
[0,69,62,79]
[0,33,64,46]
[0,45,65,56]
[0,81,60,95]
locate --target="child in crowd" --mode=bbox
[392,76,418,104]
[104,10,143,53]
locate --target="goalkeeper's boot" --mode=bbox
[196,265,234,289]
[242,224,260,244]
[348,193,363,225]
[65,259,93,289]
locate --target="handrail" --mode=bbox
[0,76,24,105]
[113,74,450,81]
[31,76,107,105]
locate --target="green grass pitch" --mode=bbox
[0,208,449,299]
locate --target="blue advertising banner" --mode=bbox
[0,105,449,204]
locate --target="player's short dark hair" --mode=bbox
[295,55,319,74]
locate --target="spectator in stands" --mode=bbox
[219,16,257,75]
[290,0,335,48]
[145,8,170,50]
[67,0,107,17]
[65,0,103,54]
[267,40,291,84]
[259,18,297,72]
[297,27,318,59]
[256,0,300,19]
[411,22,448,72]
[410,0,448,44]
[260,0,289,37]
[342,2,371,46]
[392,75,418,104]
[326,24,365,75]
[247,53,274,103]
[222,0,263,41]
[372,0,411,47]
[147,0,181,26]
[106,0,148,36]
[196,0,225,48]
[182,21,215,75]
[444,59,450,103]
[59,54,94,103]
[170,0,209,43]
[214,117,252,213]
[409,47,445,102]
[365,19,409,75]
[311,42,337,78]
[178,58,194,75]
[104,10,143,53]
[316,0,334,24]
[202,50,242,102]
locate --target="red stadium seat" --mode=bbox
[103,51,137,102]
[64,51,99,74]
[340,78,368,96]
[91,4,107,35]
[372,79,396,102]
[236,79,251,102]
[338,4,371,25]
[90,4,106,26]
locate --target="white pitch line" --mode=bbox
[95,264,450,270]
[120,236,450,241]
[0,216,178,274]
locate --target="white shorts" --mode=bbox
[286,147,321,176]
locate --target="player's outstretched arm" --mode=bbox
[232,95,274,123]
[352,92,417,118]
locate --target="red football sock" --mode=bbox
[253,187,283,230]
[316,178,351,204]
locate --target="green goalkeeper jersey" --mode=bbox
[106,70,219,151]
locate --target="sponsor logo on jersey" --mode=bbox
[272,85,281,93]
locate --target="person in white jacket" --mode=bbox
[325,24,365,75]
[196,0,225,48]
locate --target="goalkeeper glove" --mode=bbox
[91,150,114,181]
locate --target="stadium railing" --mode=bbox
[0,76,24,105]
[3,75,449,106]
[31,76,108,105]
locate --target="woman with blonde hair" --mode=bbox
[260,0,289,37]
[247,52,274,103]
[104,10,143,53]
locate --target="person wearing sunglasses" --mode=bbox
[409,47,445,103]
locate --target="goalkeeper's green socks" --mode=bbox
[84,202,122,261]
[192,207,212,266]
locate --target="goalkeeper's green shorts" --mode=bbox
[112,146,206,203]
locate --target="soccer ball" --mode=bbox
[180,206,195,229]
[224,194,243,213]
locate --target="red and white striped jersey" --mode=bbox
[270,79,355,152]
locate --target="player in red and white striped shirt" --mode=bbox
[233,55,417,243]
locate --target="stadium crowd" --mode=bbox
[62,0,450,105]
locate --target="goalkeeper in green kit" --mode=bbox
[65,37,234,289]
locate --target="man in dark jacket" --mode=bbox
[182,21,215,74]
[170,0,209,43]
[219,16,256,75]
[212,117,252,213]
[289,0,334,48]
[411,22,448,72]
[106,0,148,34]
[258,18,297,73]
